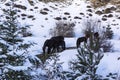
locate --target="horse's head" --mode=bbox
[94,32,99,38]
[85,33,90,39]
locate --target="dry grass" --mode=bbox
[38,0,73,4]
[90,0,108,8]
[90,0,120,8]
[110,0,120,5]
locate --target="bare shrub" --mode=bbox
[102,40,113,52]
[28,0,34,6]
[82,19,113,52]
[50,21,75,37]
[21,26,33,37]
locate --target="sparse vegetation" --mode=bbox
[90,0,120,10]
[50,21,75,37]
[90,0,109,8]
[21,26,33,37]
[39,0,73,3]
[68,19,114,80]
[82,19,113,52]
[28,0,34,6]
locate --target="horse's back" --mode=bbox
[51,36,64,41]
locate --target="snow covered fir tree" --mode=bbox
[72,37,105,79]
[69,32,103,79]
[0,0,41,79]
[0,1,66,79]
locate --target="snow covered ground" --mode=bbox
[1,0,120,79]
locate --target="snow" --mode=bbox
[6,65,29,71]
[59,49,78,71]
[97,52,120,76]
[1,0,120,79]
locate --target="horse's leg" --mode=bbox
[56,45,60,52]
[57,41,62,52]
[47,47,51,54]
[53,41,59,52]
[62,41,66,50]
[51,46,55,53]
[42,46,46,53]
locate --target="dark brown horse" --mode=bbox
[76,32,99,48]
[76,37,88,48]
[76,34,90,48]
[42,36,65,54]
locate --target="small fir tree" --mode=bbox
[69,38,104,80]
[104,25,113,39]
[37,53,67,80]
[45,53,66,80]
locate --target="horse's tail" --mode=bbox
[62,40,66,50]
[42,39,49,53]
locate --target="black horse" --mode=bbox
[76,37,88,48]
[42,36,65,54]
[76,34,90,48]
[51,36,64,41]
[42,39,54,54]
[51,40,65,53]
[50,36,65,52]
[76,32,99,48]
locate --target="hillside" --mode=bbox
[1,0,120,38]
[0,0,120,80]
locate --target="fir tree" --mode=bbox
[0,0,40,79]
[105,25,113,39]
[69,37,104,80]
[45,53,67,80]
